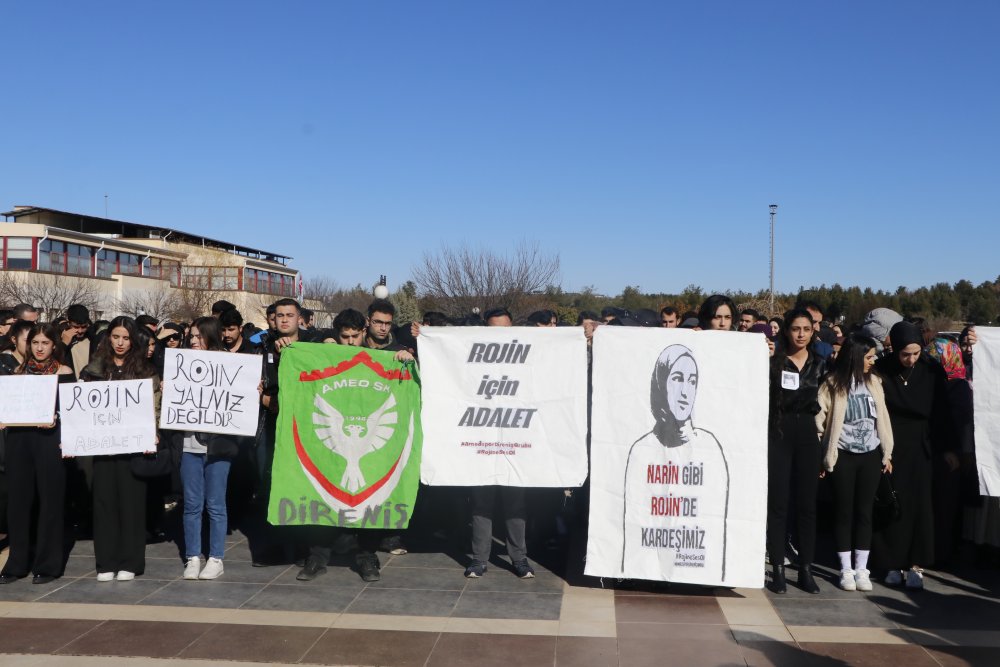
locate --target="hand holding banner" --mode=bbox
[59,379,157,456]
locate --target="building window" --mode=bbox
[243,268,295,296]
[181,266,239,291]
[66,243,92,276]
[147,258,181,286]
[4,237,34,270]
[96,249,117,277]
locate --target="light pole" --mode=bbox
[373,274,389,299]
[769,204,777,314]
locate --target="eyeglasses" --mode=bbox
[165,335,182,342]
[370,319,393,327]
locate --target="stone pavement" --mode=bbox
[1,534,1000,666]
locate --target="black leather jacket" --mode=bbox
[770,350,827,420]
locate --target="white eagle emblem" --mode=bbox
[312,393,398,492]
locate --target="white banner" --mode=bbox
[0,375,58,426]
[160,349,262,437]
[59,379,157,456]
[974,328,1000,496]
[419,327,588,487]
[585,327,768,588]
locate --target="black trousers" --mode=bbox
[93,456,147,574]
[471,486,527,563]
[831,448,882,552]
[767,414,820,566]
[1,429,65,577]
[308,527,384,563]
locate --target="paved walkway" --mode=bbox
[1,535,999,666]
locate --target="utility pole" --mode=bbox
[769,204,778,314]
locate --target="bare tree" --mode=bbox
[114,289,181,321]
[0,272,102,320]
[172,287,223,322]
[411,241,561,317]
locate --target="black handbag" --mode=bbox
[129,434,179,478]
[872,472,902,529]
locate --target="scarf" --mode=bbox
[926,337,966,380]
[25,357,60,375]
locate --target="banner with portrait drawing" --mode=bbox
[585,327,768,588]
[973,327,1000,496]
[418,327,588,487]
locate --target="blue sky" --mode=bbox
[2,1,997,297]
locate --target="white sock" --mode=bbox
[854,550,870,571]
[838,551,852,571]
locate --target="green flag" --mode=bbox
[267,343,422,529]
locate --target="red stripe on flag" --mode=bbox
[292,418,402,508]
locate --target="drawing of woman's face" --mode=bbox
[666,354,698,422]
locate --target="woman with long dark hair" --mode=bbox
[817,334,893,591]
[766,308,826,593]
[873,321,952,589]
[179,317,238,580]
[0,323,75,584]
[80,316,160,582]
[697,295,738,331]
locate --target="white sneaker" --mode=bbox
[884,569,904,586]
[905,568,924,590]
[116,571,135,581]
[96,572,115,582]
[854,569,873,592]
[198,557,224,580]
[839,569,857,591]
[183,557,201,580]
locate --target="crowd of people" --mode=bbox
[0,294,991,599]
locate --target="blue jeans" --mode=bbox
[181,452,231,560]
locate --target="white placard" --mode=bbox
[0,374,58,426]
[585,327,769,588]
[419,327,589,487]
[974,328,1000,496]
[59,379,156,456]
[160,348,262,437]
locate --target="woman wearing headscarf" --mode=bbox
[766,309,826,594]
[621,344,731,583]
[872,321,953,589]
[925,338,973,565]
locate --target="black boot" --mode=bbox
[799,564,820,594]
[770,564,787,594]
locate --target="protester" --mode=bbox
[219,308,257,354]
[0,320,33,374]
[739,309,760,332]
[861,308,903,355]
[659,306,679,328]
[464,307,535,579]
[872,321,953,589]
[926,337,973,564]
[0,310,15,337]
[0,323,75,584]
[80,316,161,582]
[177,317,239,580]
[697,295,737,331]
[817,333,893,591]
[12,304,39,322]
[766,309,826,594]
